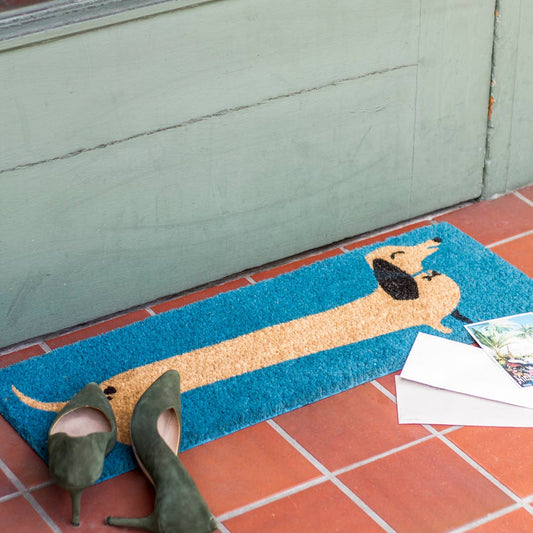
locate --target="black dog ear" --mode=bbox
[372,259,419,300]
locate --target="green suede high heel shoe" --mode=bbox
[105,370,217,533]
[48,382,116,526]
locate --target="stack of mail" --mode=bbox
[396,333,533,427]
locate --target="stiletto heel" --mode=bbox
[70,489,82,526]
[106,370,216,533]
[48,382,116,526]
[106,516,157,529]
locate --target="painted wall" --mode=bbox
[1,0,496,347]
[484,0,533,197]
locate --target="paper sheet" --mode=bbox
[401,333,533,408]
[396,376,533,426]
[397,333,533,426]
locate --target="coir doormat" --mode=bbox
[0,223,532,481]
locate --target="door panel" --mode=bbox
[0,0,495,347]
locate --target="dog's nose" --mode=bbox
[432,237,442,243]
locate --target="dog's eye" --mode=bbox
[390,251,405,260]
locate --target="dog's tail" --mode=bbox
[451,309,473,324]
[11,385,66,413]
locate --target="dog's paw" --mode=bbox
[432,322,452,334]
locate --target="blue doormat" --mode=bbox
[0,222,531,481]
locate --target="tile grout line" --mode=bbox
[487,228,533,248]
[371,379,396,403]
[265,420,397,533]
[0,489,24,504]
[145,307,156,316]
[0,340,44,357]
[524,502,533,517]
[454,484,533,531]
[216,476,329,523]
[39,341,51,353]
[215,520,232,533]
[0,479,55,505]
[329,477,396,533]
[27,479,55,492]
[414,200,476,221]
[0,458,60,533]
[449,502,525,533]
[514,191,533,208]
[331,433,437,478]
[429,428,525,505]
[1,307,154,356]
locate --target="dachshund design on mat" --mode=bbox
[13,237,466,444]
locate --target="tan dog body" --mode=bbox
[13,239,461,444]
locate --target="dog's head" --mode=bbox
[365,238,442,300]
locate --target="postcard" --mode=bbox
[465,312,533,388]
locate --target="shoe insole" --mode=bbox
[157,408,180,455]
[51,407,112,437]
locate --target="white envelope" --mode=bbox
[396,332,533,426]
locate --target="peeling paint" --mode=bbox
[488,95,495,120]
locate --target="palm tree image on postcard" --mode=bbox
[466,313,533,388]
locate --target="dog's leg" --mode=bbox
[430,321,453,334]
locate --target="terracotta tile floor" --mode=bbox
[0,185,532,532]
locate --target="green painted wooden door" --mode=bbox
[484,0,533,196]
[0,0,496,347]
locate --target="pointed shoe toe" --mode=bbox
[48,382,116,526]
[106,370,216,533]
